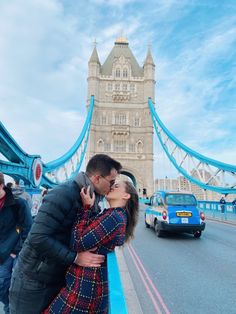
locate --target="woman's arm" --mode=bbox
[72,208,126,252]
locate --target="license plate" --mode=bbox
[176,212,192,217]
[181,218,189,223]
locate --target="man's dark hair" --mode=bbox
[86,154,122,177]
[0,172,5,185]
[6,182,13,189]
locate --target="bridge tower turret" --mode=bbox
[87,44,101,100]
[87,37,155,197]
[144,46,155,102]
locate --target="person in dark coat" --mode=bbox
[219,196,227,220]
[0,173,32,314]
[232,198,236,214]
[12,178,33,210]
[219,196,226,212]
[43,180,139,314]
[9,154,122,314]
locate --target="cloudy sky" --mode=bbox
[0,0,235,179]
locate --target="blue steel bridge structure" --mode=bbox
[0,96,236,195]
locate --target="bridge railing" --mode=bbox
[107,252,128,314]
[198,200,236,221]
[139,197,150,204]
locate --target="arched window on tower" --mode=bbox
[123,68,128,78]
[97,139,104,152]
[116,68,121,78]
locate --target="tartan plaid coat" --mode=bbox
[43,206,127,314]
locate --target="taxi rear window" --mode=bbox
[165,194,197,206]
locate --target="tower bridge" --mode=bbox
[86,36,154,196]
[0,37,236,195]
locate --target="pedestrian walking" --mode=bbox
[43,180,139,313]
[12,179,33,212]
[219,196,226,220]
[0,173,32,314]
[232,198,236,214]
[9,154,122,314]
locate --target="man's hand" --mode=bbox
[74,248,105,267]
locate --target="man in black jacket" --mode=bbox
[9,154,122,314]
[0,173,32,314]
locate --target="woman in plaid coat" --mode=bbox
[43,180,139,314]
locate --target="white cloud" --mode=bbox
[90,0,135,7]
[155,15,236,152]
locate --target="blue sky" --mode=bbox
[0,0,235,179]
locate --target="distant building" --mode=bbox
[155,177,178,191]
[190,169,219,200]
[154,169,236,201]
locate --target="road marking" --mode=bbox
[127,245,162,314]
[128,244,171,314]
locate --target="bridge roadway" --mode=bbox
[122,204,236,314]
[1,205,236,314]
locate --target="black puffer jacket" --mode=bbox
[0,187,32,263]
[17,173,102,284]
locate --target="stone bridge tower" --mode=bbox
[86,37,155,197]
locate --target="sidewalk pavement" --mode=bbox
[115,247,143,313]
[204,209,236,226]
[206,215,236,226]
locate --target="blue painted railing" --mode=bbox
[198,200,236,221]
[139,197,150,204]
[107,252,128,314]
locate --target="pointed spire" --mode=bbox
[144,44,154,65]
[89,39,100,63]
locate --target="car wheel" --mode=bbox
[154,221,164,237]
[194,230,202,238]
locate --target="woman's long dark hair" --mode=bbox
[124,181,139,242]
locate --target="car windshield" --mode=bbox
[165,194,197,206]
